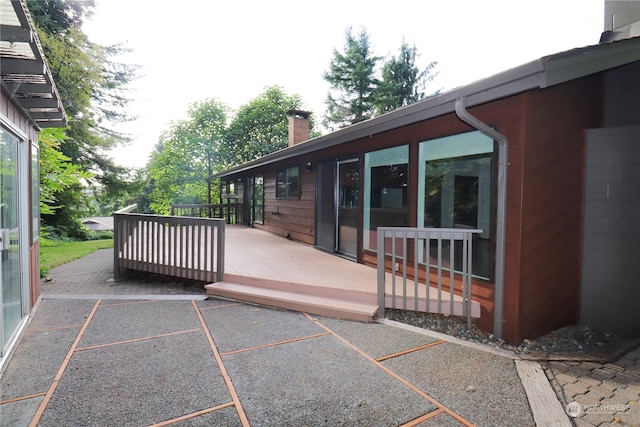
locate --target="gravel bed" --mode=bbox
[385,309,616,355]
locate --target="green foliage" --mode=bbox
[89,168,150,216]
[324,29,439,129]
[39,128,93,215]
[147,87,311,214]
[147,99,228,214]
[39,237,113,277]
[27,1,139,237]
[225,86,311,165]
[26,0,95,36]
[375,40,439,114]
[323,27,380,130]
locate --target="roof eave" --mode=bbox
[212,60,546,179]
[213,37,640,180]
[0,0,68,128]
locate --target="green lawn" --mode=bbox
[40,239,113,276]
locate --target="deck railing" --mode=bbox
[170,203,240,224]
[376,227,483,327]
[113,213,224,282]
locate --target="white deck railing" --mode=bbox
[113,213,225,282]
[377,227,483,327]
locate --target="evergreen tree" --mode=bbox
[375,40,439,114]
[323,27,380,130]
[27,0,138,237]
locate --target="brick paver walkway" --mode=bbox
[544,347,640,426]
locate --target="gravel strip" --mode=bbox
[385,309,616,356]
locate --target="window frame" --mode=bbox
[363,144,410,252]
[276,166,300,199]
[418,130,496,281]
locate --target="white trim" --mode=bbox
[19,135,31,316]
[0,112,29,141]
[0,315,29,374]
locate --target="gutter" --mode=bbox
[454,96,508,340]
[213,37,640,180]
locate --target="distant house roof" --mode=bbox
[82,217,114,231]
[0,0,67,128]
[213,36,640,179]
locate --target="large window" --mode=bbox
[276,166,299,199]
[364,145,409,251]
[418,131,494,279]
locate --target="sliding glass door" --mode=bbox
[315,159,359,260]
[0,127,22,355]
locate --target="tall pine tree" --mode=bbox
[323,27,380,130]
[375,40,439,115]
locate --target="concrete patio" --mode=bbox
[2,248,637,426]
[0,249,543,426]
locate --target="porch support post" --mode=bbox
[454,97,508,340]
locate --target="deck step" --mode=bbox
[205,282,379,322]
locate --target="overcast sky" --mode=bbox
[83,0,605,168]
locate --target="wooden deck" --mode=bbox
[206,226,480,321]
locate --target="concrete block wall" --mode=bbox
[581,126,640,334]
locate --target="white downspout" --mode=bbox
[454,97,508,339]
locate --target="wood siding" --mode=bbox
[256,161,316,245]
[225,73,605,343]
[513,75,603,343]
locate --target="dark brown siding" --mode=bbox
[228,73,604,344]
[514,75,603,342]
[256,160,316,245]
[454,95,528,340]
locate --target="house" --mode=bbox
[213,5,640,344]
[0,0,67,369]
[82,217,114,232]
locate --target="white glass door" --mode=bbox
[0,128,22,355]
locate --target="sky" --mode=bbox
[82,0,605,169]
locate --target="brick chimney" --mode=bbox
[287,109,311,147]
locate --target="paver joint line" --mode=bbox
[75,328,203,352]
[191,300,250,427]
[219,331,333,357]
[28,299,102,427]
[146,401,236,427]
[400,407,448,426]
[0,391,47,405]
[302,312,478,427]
[376,340,447,362]
[198,301,243,311]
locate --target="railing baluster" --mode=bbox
[449,232,455,317]
[113,213,225,284]
[376,227,482,324]
[402,232,407,310]
[413,232,419,311]
[437,233,442,315]
[391,229,397,310]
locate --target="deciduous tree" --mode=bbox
[147,99,228,214]
[224,86,313,166]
